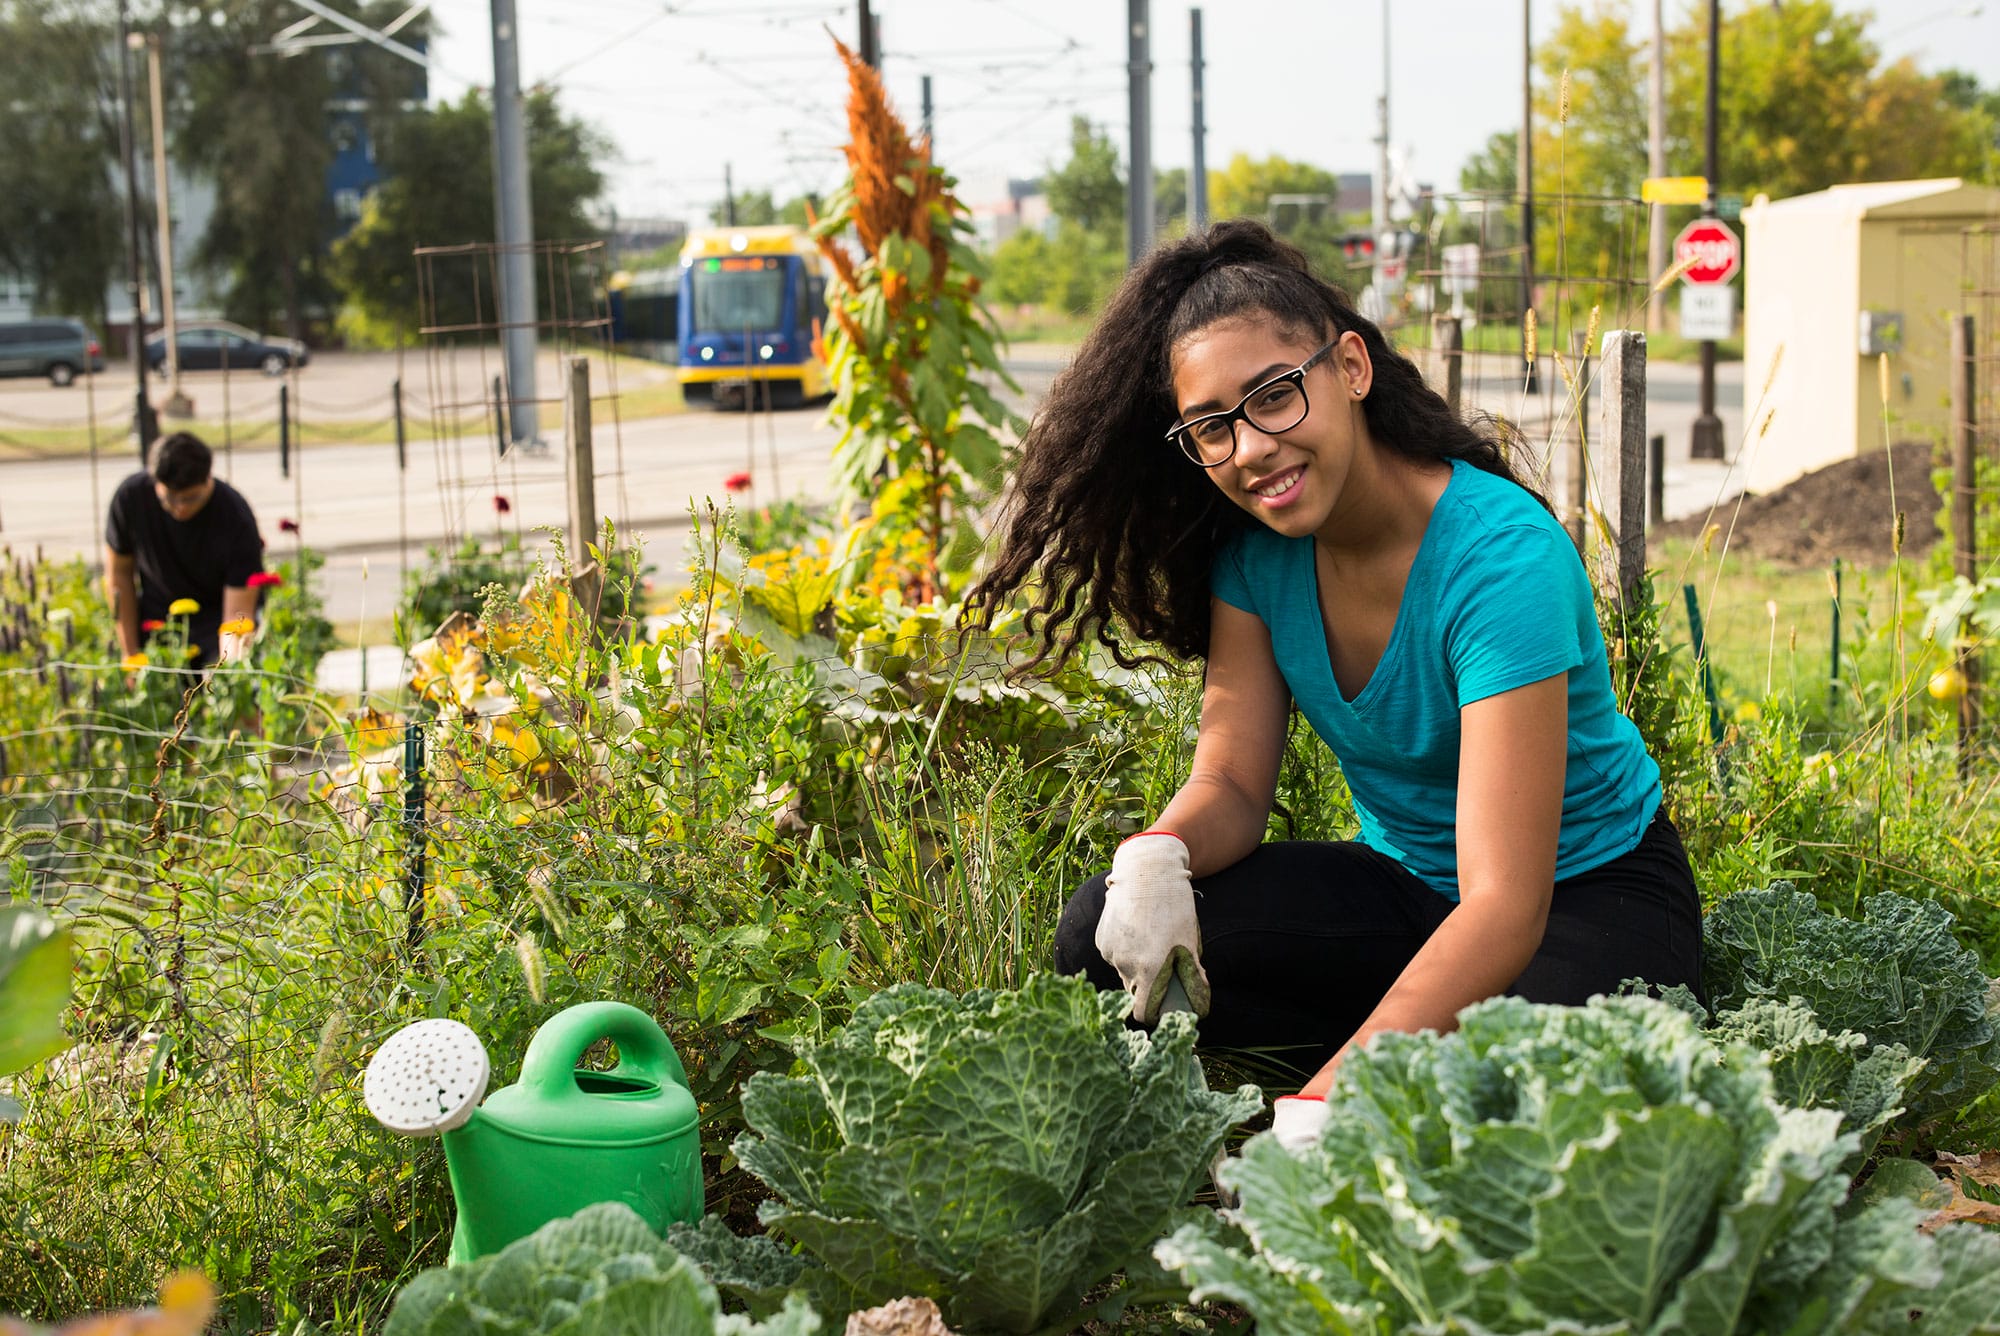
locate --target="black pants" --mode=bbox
[1054,808,1704,1077]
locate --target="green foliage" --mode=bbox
[1159,993,2000,1335]
[400,535,532,640]
[169,0,432,336]
[0,1,122,326]
[1492,0,2000,330]
[1702,886,2000,1142]
[692,975,1260,1333]
[1043,115,1125,234]
[385,1203,821,1336]
[987,221,1124,316]
[330,89,611,337]
[1705,997,1926,1163]
[0,906,72,1092]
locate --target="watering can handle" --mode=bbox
[518,1001,691,1098]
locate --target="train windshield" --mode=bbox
[689,256,788,332]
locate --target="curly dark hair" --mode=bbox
[963,218,1542,672]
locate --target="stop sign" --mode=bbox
[1673,219,1740,285]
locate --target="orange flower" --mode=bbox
[219,617,255,636]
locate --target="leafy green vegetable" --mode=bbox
[705,973,1260,1334]
[382,1203,820,1336]
[1707,996,1926,1162]
[1704,887,2000,1135]
[1158,994,2000,1336]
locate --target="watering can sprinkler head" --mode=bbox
[364,1017,492,1137]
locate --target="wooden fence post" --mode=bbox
[565,357,603,616]
[1568,330,1591,551]
[1599,330,1649,616]
[1951,314,1981,773]
[1432,315,1464,418]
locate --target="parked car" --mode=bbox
[146,321,309,376]
[0,318,105,386]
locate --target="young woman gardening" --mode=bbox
[963,220,1701,1148]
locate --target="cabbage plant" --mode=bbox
[1702,886,2000,1138]
[1158,994,2000,1335]
[382,1203,820,1336]
[689,974,1260,1333]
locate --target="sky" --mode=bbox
[410,0,2000,224]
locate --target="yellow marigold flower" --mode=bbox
[121,652,149,670]
[168,597,201,616]
[185,645,203,660]
[219,617,255,636]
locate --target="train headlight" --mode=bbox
[759,344,774,360]
[700,346,715,361]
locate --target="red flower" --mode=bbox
[247,571,284,589]
[494,495,512,514]
[278,518,299,534]
[141,619,166,632]
[723,471,752,493]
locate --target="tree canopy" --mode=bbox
[329,89,611,342]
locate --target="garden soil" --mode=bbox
[1650,446,1942,568]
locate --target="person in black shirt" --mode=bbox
[105,431,266,666]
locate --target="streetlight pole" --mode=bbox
[115,0,157,460]
[1690,0,1725,459]
[139,31,191,420]
[1189,7,1208,230]
[1519,0,1537,393]
[489,0,539,451]
[1125,0,1153,267]
[1646,0,1666,334]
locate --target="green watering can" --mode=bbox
[362,1002,703,1262]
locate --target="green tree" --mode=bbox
[711,189,778,226]
[1043,115,1124,234]
[329,89,610,341]
[1459,129,1520,196]
[1154,165,1188,235]
[168,0,431,339]
[0,0,123,330]
[1495,0,1999,331]
[1207,153,1341,224]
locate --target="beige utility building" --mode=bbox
[1742,178,2000,496]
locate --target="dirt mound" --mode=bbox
[1651,446,1941,568]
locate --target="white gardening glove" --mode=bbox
[1096,831,1211,1023]
[1271,1095,1329,1153]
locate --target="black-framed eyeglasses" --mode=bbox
[1165,339,1340,467]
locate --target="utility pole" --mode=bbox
[858,0,878,67]
[1189,8,1208,230]
[1374,0,1389,246]
[115,0,157,460]
[1690,0,1725,459]
[1125,0,1153,267]
[724,162,736,226]
[1519,0,1537,393]
[489,0,539,450]
[139,31,191,419]
[920,74,933,146]
[1646,0,1666,334]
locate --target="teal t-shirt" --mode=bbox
[1210,458,1661,900]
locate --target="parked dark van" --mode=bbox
[0,318,105,386]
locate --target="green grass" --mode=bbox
[1651,536,1954,734]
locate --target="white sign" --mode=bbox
[1680,285,1735,341]
[1442,243,1480,320]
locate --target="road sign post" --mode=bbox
[1676,216,1739,460]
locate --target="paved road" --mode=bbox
[2,345,1752,636]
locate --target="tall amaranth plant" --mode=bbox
[811,38,1022,601]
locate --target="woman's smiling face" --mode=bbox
[1169,316,1374,540]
